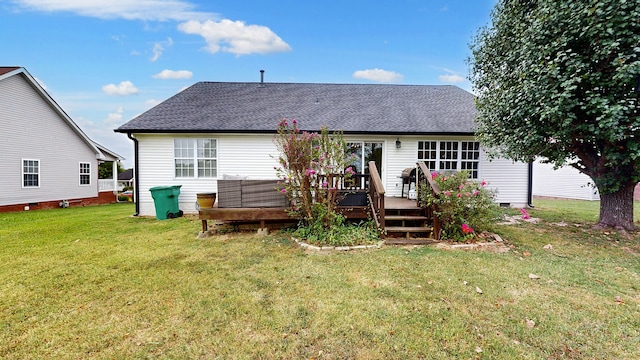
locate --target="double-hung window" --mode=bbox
[417,141,480,179]
[23,159,40,188]
[174,138,217,178]
[79,162,91,185]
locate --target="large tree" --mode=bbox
[470,0,640,230]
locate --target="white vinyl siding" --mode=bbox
[79,162,91,186]
[134,133,531,215]
[533,159,599,201]
[0,73,99,206]
[22,159,39,188]
[136,134,281,216]
[479,153,529,207]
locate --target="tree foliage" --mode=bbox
[273,119,356,229]
[470,0,640,229]
[98,161,124,179]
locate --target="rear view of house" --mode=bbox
[116,79,531,217]
[0,67,121,212]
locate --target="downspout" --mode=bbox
[127,132,140,216]
[527,160,535,208]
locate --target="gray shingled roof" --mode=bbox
[116,82,477,134]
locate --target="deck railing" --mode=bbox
[367,161,386,232]
[416,161,442,240]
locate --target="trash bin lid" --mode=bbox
[150,186,174,191]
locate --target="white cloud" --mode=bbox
[145,99,161,107]
[435,67,466,84]
[178,19,291,55]
[438,74,466,83]
[13,0,217,21]
[352,68,404,83]
[13,1,290,57]
[150,37,173,62]
[102,81,139,96]
[104,106,124,126]
[152,69,193,79]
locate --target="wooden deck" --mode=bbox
[198,162,443,243]
[385,196,421,210]
[198,203,370,232]
[198,196,420,231]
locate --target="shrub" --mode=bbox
[274,119,376,246]
[291,218,379,247]
[421,171,500,241]
[273,119,355,230]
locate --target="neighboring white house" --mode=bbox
[0,66,123,211]
[116,81,530,216]
[533,159,600,201]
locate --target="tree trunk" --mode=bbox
[597,182,637,231]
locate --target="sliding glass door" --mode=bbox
[346,141,383,187]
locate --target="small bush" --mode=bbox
[291,217,379,247]
[421,171,500,241]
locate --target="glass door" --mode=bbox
[346,141,383,188]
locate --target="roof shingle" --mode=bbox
[116,82,477,134]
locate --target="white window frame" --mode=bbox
[173,138,218,179]
[417,140,481,179]
[79,162,91,186]
[22,159,40,188]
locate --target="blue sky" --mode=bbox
[1,0,496,167]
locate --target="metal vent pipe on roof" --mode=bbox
[260,69,264,83]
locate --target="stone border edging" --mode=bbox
[292,237,384,251]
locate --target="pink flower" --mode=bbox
[345,167,355,175]
[462,224,474,234]
[280,188,287,194]
[481,180,487,186]
[443,191,451,196]
[305,168,316,176]
[292,119,297,125]
[521,208,530,220]
[473,190,480,196]
[321,181,329,188]
[457,193,462,198]
[459,185,465,190]
[431,171,438,180]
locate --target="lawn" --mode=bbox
[1,201,639,359]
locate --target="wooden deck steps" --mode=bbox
[384,215,428,221]
[383,197,434,239]
[385,226,434,238]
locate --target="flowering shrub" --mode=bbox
[273,119,356,230]
[421,171,500,241]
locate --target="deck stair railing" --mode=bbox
[367,161,386,233]
[416,161,442,240]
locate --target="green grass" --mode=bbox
[1,201,639,359]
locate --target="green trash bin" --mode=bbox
[149,185,183,220]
